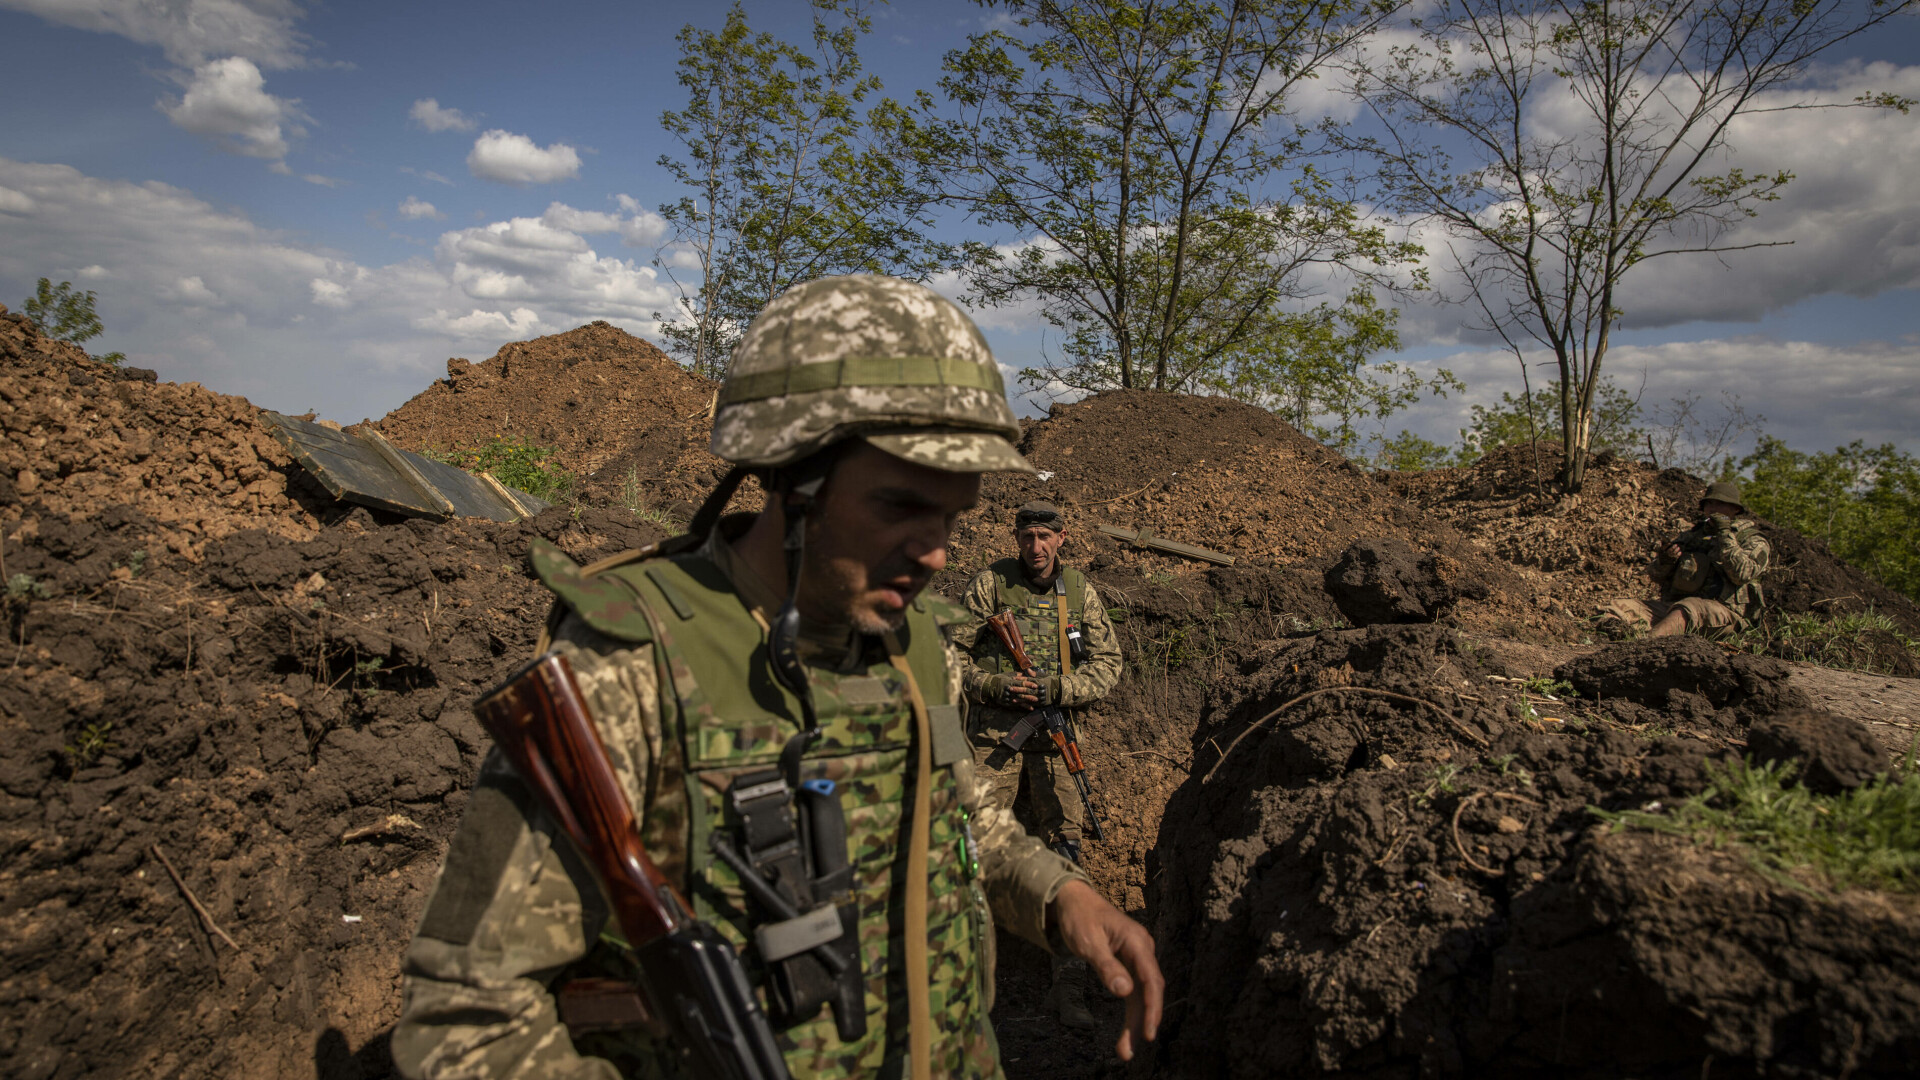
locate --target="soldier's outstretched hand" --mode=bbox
[1049,879,1164,1061]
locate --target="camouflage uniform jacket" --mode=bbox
[1656,516,1772,625]
[391,528,1087,1080]
[950,560,1123,734]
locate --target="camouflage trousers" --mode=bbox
[969,728,1089,849]
[1602,596,1741,638]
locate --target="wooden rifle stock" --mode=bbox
[475,652,790,1080]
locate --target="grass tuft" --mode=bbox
[425,436,576,503]
[1732,609,1920,676]
[1599,757,1920,893]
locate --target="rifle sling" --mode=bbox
[883,632,935,1080]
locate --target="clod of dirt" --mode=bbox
[1322,536,1490,625]
[1554,636,1809,726]
[1148,624,1919,1078]
[1746,708,1890,793]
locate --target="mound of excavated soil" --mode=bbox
[370,321,727,513]
[936,392,1561,641]
[1,312,672,1078]
[1147,628,1920,1078]
[0,305,326,559]
[1390,443,1920,635]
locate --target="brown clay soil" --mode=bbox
[4,312,1917,1080]
[368,321,729,514]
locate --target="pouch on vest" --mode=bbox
[715,769,866,1042]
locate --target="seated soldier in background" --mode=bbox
[1602,480,1771,639]
[952,500,1123,1031]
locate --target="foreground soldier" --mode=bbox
[391,276,1161,1080]
[953,502,1123,1030]
[1602,480,1771,639]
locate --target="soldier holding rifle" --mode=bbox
[391,277,1160,1080]
[1602,480,1772,640]
[953,501,1124,1030]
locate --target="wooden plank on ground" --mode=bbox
[1094,523,1236,566]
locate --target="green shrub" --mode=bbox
[1741,437,1920,602]
[425,436,575,503]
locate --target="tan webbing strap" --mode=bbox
[1054,576,1072,677]
[883,632,935,1080]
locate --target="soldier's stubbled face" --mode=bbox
[1016,524,1065,582]
[802,442,980,634]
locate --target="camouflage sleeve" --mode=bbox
[1058,580,1122,709]
[953,570,1001,704]
[943,641,1090,949]
[1711,527,1769,586]
[390,615,660,1080]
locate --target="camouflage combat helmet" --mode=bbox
[1701,480,1746,513]
[710,274,1034,474]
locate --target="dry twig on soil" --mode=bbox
[151,843,239,951]
[1204,686,1485,783]
[1450,792,1542,877]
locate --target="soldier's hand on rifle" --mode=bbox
[1664,542,1683,560]
[982,673,1044,707]
[1049,880,1163,1062]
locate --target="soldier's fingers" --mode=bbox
[1110,922,1162,1060]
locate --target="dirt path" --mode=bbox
[1786,662,1920,763]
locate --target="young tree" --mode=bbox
[927,0,1421,403]
[1348,0,1915,491]
[21,278,125,365]
[653,1,950,379]
[1460,375,1645,461]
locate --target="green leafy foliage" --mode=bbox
[1741,438,1920,602]
[425,437,576,503]
[7,573,49,600]
[21,278,125,364]
[1601,758,1920,893]
[653,1,949,378]
[1460,377,1646,463]
[925,0,1424,416]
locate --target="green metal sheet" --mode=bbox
[261,412,549,523]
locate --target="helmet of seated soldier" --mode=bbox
[1700,480,1746,513]
[710,274,1034,474]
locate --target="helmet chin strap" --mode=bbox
[770,475,826,787]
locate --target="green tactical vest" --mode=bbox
[972,558,1086,680]
[533,540,1001,1079]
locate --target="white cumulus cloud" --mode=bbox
[397,196,445,221]
[0,0,311,69]
[0,185,36,214]
[466,129,582,185]
[160,57,303,162]
[0,156,677,422]
[409,98,475,133]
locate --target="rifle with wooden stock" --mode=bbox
[474,652,791,1080]
[983,610,1106,842]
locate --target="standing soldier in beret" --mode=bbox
[1602,479,1772,639]
[391,276,1160,1080]
[952,501,1124,1030]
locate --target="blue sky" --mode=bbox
[2,0,1916,464]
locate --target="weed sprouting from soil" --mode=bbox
[63,720,115,772]
[1600,758,1920,893]
[618,465,677,527]
[424,435,577,502]
[1732,609,1920,676]
[8,572,49,599]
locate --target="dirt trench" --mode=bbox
[1144,629,1920,1078]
